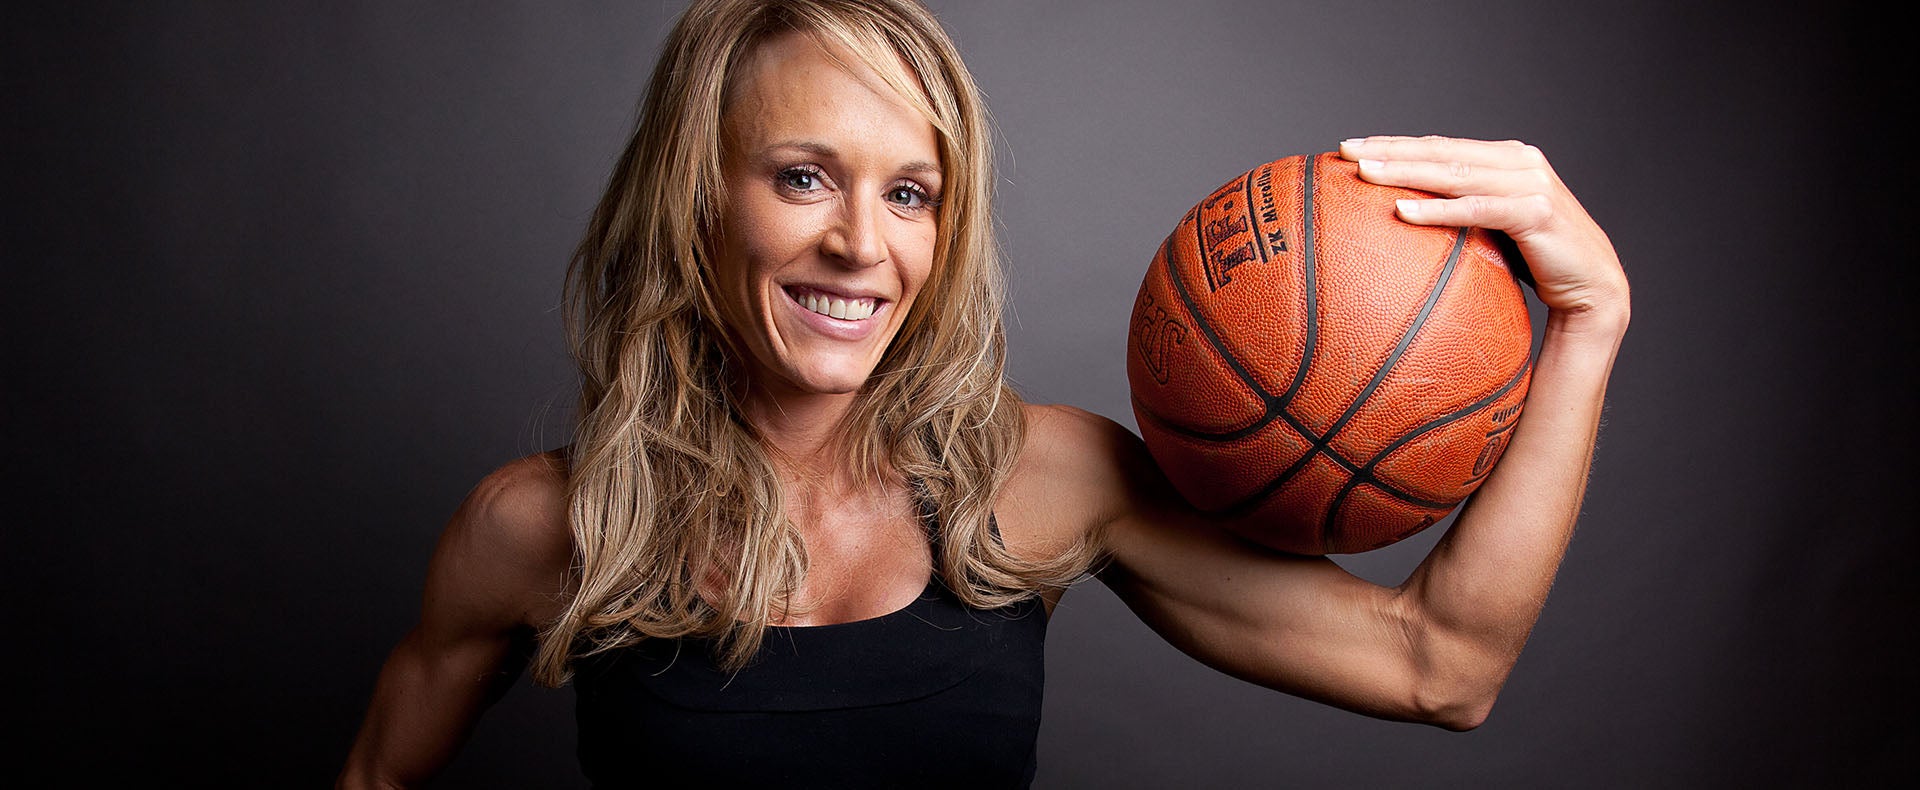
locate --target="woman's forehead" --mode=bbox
[724,31,940,164]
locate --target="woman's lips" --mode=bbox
[786,285,878,320]
[780,285,890,341]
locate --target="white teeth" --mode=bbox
[793,289,876,321]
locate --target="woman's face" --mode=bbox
[711,32,942,400]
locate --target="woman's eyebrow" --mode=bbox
[897,160,941,178]
[764,139,838,160]
[761,139,940,178]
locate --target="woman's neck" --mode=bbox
[735,383,909,530]
[734,378,862,475]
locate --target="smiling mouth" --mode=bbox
[785,285,880,321]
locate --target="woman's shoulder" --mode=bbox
[462,448,573,560]
[428,448,576,629]
[467,448,571,524]
[1020,402,1125,441]
[999,404,1146,552]
[1015,403,1143,480]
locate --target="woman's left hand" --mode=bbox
[1339,135,1629,334]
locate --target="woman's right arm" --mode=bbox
[338,454,574,789]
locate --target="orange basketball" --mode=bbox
[1126,152,1533,555]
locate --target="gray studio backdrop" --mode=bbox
[6,1,1909,786]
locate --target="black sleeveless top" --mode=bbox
[572,515,1049,788]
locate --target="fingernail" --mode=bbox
[1341,137,1367,148]
[1395,199,1419,218]
[1358,158,1383,173]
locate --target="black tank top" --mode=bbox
[572,514,1049,788]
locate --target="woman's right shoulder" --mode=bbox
[464,448,572,537]
[426,448,576,629]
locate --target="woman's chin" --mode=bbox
[761,357,882,399]
[757,331,893,398]
[797,368,876,396]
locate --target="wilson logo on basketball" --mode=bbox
[1130,292,1187,385]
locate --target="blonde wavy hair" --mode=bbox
[533,0,1101,685]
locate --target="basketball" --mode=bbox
[1126,152,1534,555]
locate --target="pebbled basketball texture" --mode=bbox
[1126,152,1533,555]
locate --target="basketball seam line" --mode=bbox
[1275,153,1318,411]
[1216,170,1465,532]
[1160,209,1282,437]
[1146,157,1317,443]
[1321,355,1534,547]
[1226,154,1326,514]
[1317,227,1469,452]
[1187,221,1466,537]
[1316,227,1468,552]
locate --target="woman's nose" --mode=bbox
[822,194,889,269]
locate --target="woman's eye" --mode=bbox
[781,170,817,190]
[887,185,926,208]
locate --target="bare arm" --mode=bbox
[338,454,573,789]
[1350,135,1629,727]
[1390,304,1622,726]
[1023,136,1626,730]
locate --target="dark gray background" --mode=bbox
[6,1,1913,786]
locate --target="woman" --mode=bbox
[339,0,1629,786]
